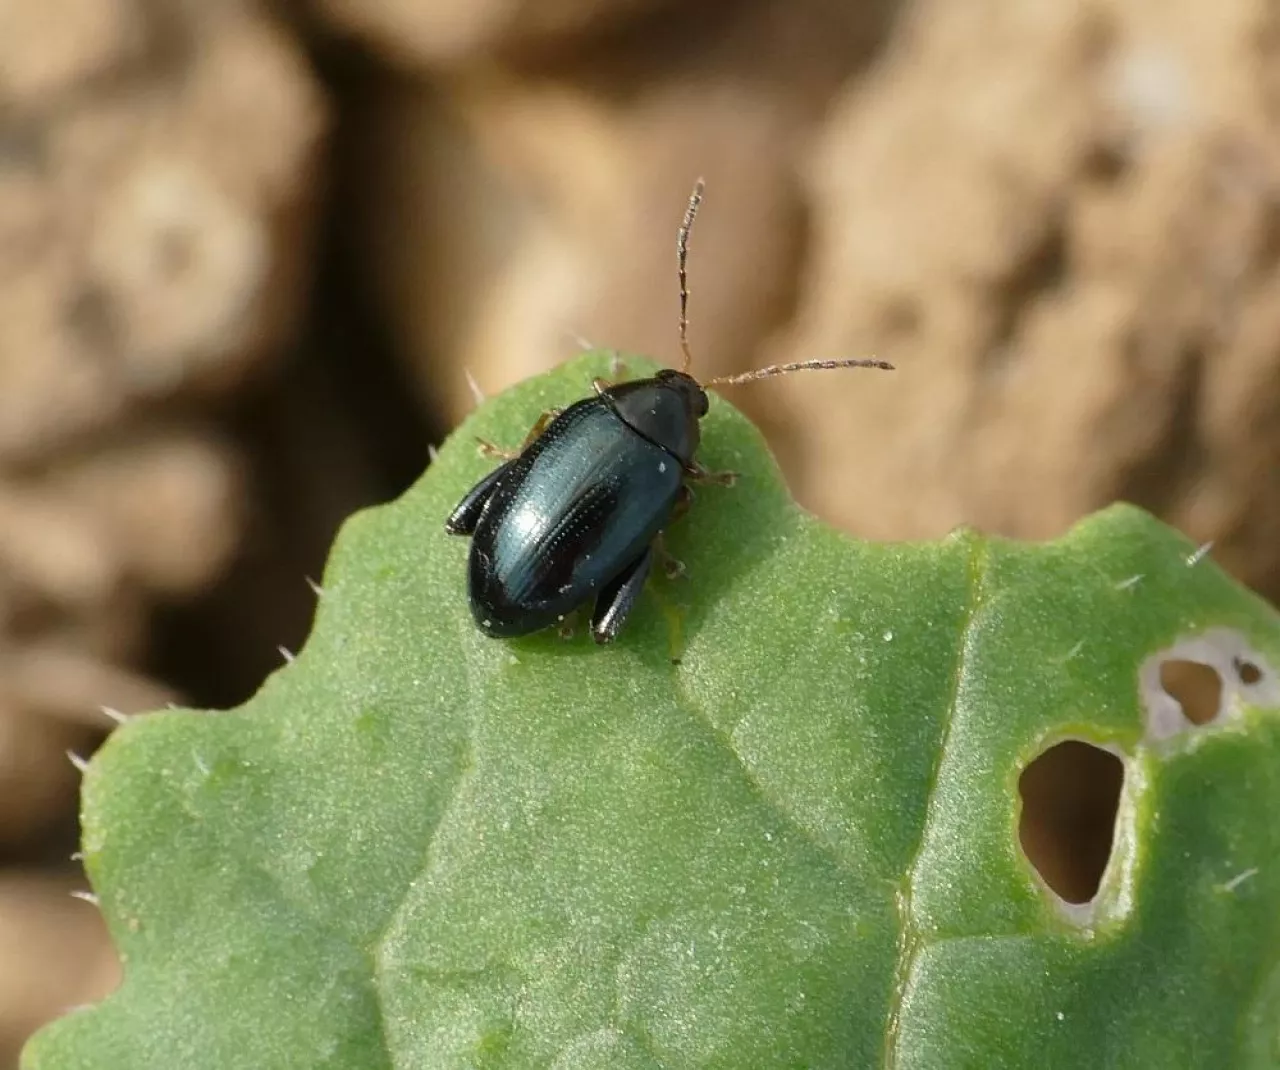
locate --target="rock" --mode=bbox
[0,5,326,463]
[0,0,144,109]
[48,430,246,598]
[342,0,883,425]
[318,0,669,68]
[766,0,1280,602]
[0,701,92,850]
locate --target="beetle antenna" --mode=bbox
[677,178,705,374]
[706,357,895,387]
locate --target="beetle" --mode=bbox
[445,179,894,643]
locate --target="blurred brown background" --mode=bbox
[2,0,1278,1062]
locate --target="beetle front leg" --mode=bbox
[591,355,630,396]
[588,355,629,396]
[591,549,653,643]
[686,460,738,487]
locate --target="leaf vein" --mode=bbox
[882,534,988,1069]
[669,678,860,882]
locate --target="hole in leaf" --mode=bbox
[1141,631,1280,741]
[1234,657,1263,686]
[1019,741,1124,905]
[1158,659,1223,725]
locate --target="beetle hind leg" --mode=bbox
[591,549,653,643]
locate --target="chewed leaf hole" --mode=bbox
[1158,659,1223,726]
[1140,629,1280,741]
[1018,740,1124,906]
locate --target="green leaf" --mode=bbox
[23,352,1280,1069]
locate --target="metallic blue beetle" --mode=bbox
[446,181,893,643]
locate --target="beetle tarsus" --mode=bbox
[591,549,653,643]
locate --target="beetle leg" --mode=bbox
[445,460,514,535]
[475,438,518,460]
[653,531,686,580]
[591,549,653,643]
[686,461,738,487]
[474,408,562,460]
[591,356,631,396]
[670,484,694,522]
[519,408,562,449]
